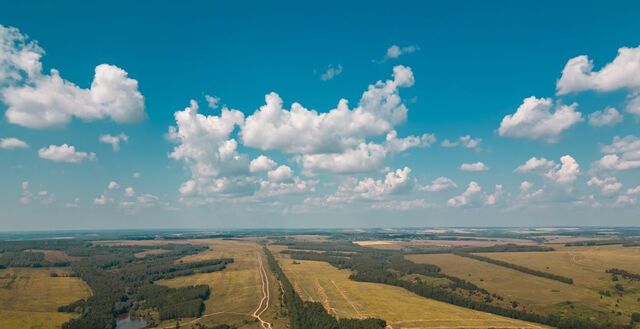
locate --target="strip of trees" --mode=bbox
[453,252,574,284]
[263,247,387,329]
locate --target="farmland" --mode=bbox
[0,267,91,329]
[408,245,640,326]
[154,239,287,329]
[273,246,547,328]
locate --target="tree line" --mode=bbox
[453,252,574,284]
[263,246,387,329]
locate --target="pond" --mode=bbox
[115,314,147,329]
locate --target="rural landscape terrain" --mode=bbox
[2,228,640,329]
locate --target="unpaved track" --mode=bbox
[252,251,272,329]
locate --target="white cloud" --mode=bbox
[588,107,623,127]
[587,176,622,194]
[257,177,317,197]
[108,181,120,190]
[93,193,112,205]
[459,162,489,172]
[484,184,504,206]
[382,45,419,61]
[64,197,80,208]
[442,135,482,149]
[99,133,128,152]
[0,25,43,83]
[241,66,414,155]
[132,172,140,178]
[0,137,28,149]
[592,135,640,171]
[557,45,640,95]
[320,64,343,81]
[627,95,640,117]
[3,64,145,129]
[447,181,482,207]
[267,165,294,183]
[371,199,432,211]
[20,181,54,205]
[0,25,145,129]
[328,167,414,203]
[38,144,96,163]
[515,155,580,185]
[518,180,544,201]
[614,185,640,206]
[205,95,220,109]
[249,155,277,173]
[299,142,387,175]
[447,181,503,208]
[167,100,258,199]
[384,130,436,153]
[418,177,457,192]
[498,96,582,142]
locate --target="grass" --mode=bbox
[477,245,640,321]
[408,247,640,325]
[273,246,547,329]
[0,267,91,329]
[152,239,287,329]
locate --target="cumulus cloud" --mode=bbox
[38,144,96,163]
[167,100,261,199]
[588,107,623,127]
[257,177,317,197]
[299,142,387,174]
[380,45,419,62]
[626,95,640,118]
[99,133,128,151]
[447,181,503,207]
[615,185,640,205]
[0,137,28,149]
[0,25,145,129]
[371,199,432,211]
[587,176,622,194]
[249,155,277,173]
[327,167,414,203]
[515,155,580,185]
[108,181,120,190]
[518,181,544,202]
[460,162,489,172]
[557,45,640,95]
[418,177,457,192]
[241,66,414,155]
[20,181,54,205]
[320,64,343,81]
[441,135,482,149]
[447,181,482,207]
[205,95,220,109]
[267,165,294,183]
[592,135,640,171]
[498,96,582,142]
[384,130,436,153]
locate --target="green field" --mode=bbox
[273,246,547,329]
[0,267,91,329]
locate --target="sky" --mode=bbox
[1,0,639,230]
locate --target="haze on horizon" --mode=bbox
[1,1,640,231]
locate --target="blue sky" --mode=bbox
[1,0,639,230]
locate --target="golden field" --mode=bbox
[0,267,91,329]
[273,246,547,329]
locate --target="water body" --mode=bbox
[115,315,147,329]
